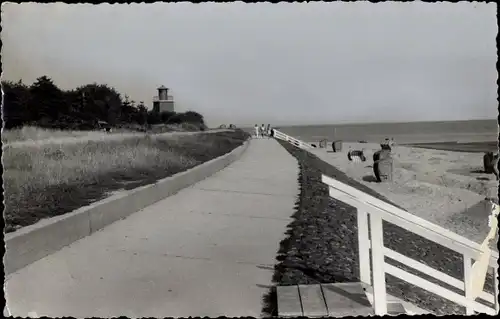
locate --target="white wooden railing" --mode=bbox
[322,174,499,316]
[272,129,314,150]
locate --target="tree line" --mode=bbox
[1,76,205,130]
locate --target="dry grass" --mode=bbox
[3,130,249,232]
[1,124,206,145]
[1,125,223,150]
[3,135,191,190]
[2,126,108,143]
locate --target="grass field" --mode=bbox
[1,124,208,144]
[2,126,107,143]
[3,129,249,233]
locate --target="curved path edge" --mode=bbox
[4,139,251,276]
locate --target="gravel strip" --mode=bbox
[263,141,495,316]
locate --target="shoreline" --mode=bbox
[264,140,494,316]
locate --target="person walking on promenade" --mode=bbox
[261,124,266,138]
[254,124,260,138]
[266,124,271,137]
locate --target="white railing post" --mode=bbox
[322,174,499,315]
[273,130,312,149]
[369,212,387,315]
[357,209,372,286]
[463,255,474,315]
[494,268,499,313]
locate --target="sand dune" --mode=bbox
[311,142,498,245]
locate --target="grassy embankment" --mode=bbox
[3,127,249,233]
[262,140,494,316]
[1,123,209,144]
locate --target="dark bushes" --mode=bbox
[2,76,206,131]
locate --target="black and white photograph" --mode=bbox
[2,1,499,317]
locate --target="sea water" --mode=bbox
[272,119,498,144]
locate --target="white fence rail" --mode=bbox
[272,129,314,149]
[322,174,499,316]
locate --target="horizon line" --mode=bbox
[235,118,498,128]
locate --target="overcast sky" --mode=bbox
[1,2,497,126]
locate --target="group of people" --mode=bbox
[254,124,274,138]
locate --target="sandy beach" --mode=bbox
[310,142,498,245]
[266,140,496,315]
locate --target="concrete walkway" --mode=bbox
[5,138,299,318]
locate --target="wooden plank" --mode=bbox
[370,213,388,315]
[277,285,303,317]
[494,269,499,313]
[463,255,474,315]
[385,247,461,291]
[329,188,498,268]
[298,284,328,317]
[322,283,374,317]
[384,247,495,304]
[357,210,371,285]
[385,263,497,315]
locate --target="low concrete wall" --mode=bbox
[4,139,250,275]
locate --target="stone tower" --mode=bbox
[153,85,175,113]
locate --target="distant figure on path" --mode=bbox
[266,124,271,136]
[270,127,275,138]
[254,124,260,138]
[261,124,266,137]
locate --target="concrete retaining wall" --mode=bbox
[4,140,250,275]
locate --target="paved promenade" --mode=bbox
[5,138,299,318]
